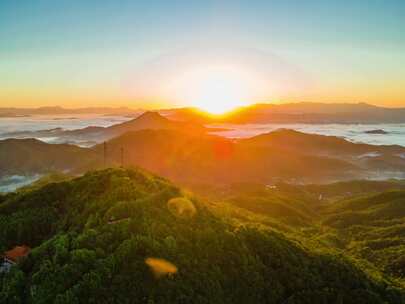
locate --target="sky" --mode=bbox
[1,0,405,109]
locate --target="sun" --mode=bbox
[173,66,253,114]
[190,70,249,114]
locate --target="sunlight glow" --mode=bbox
[173,66,257,114]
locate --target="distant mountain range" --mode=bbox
[163,102,405,124]
[2,113,405,185]
[2,102,405,123]
[2,111,211,146]
[0,106,140,117]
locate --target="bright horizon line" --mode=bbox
[2,100,405,111]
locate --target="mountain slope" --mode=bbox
[200,181,405,286]
[241,129,405,175]
[0,138,100,178]
[95,129,357,185]
[241,129,405,156]
[0,168,403,303]
[2,127,404,188]
[321,191,405,283]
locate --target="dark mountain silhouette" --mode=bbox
[61,111,186,138]
[365,129,388,134]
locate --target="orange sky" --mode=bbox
[2,1,404,109]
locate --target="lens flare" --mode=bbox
[145,258,178,278]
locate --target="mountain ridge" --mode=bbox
[3,127,405,185]
[164,102,405,124]
[3,102,405,123]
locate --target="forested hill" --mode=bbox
[0,168,404,303]
[322,191,405,282]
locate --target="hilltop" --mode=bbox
[0,168,403,303]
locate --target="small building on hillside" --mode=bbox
[0,245,31,273]
[0,259,13,273]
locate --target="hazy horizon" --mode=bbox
[1,101,405,113]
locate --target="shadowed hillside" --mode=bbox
[3,126,405,189]
[241,129,405,155]
[0,138,100,178]
[241,129,405,175]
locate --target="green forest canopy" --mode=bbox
[0,168,404,303]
